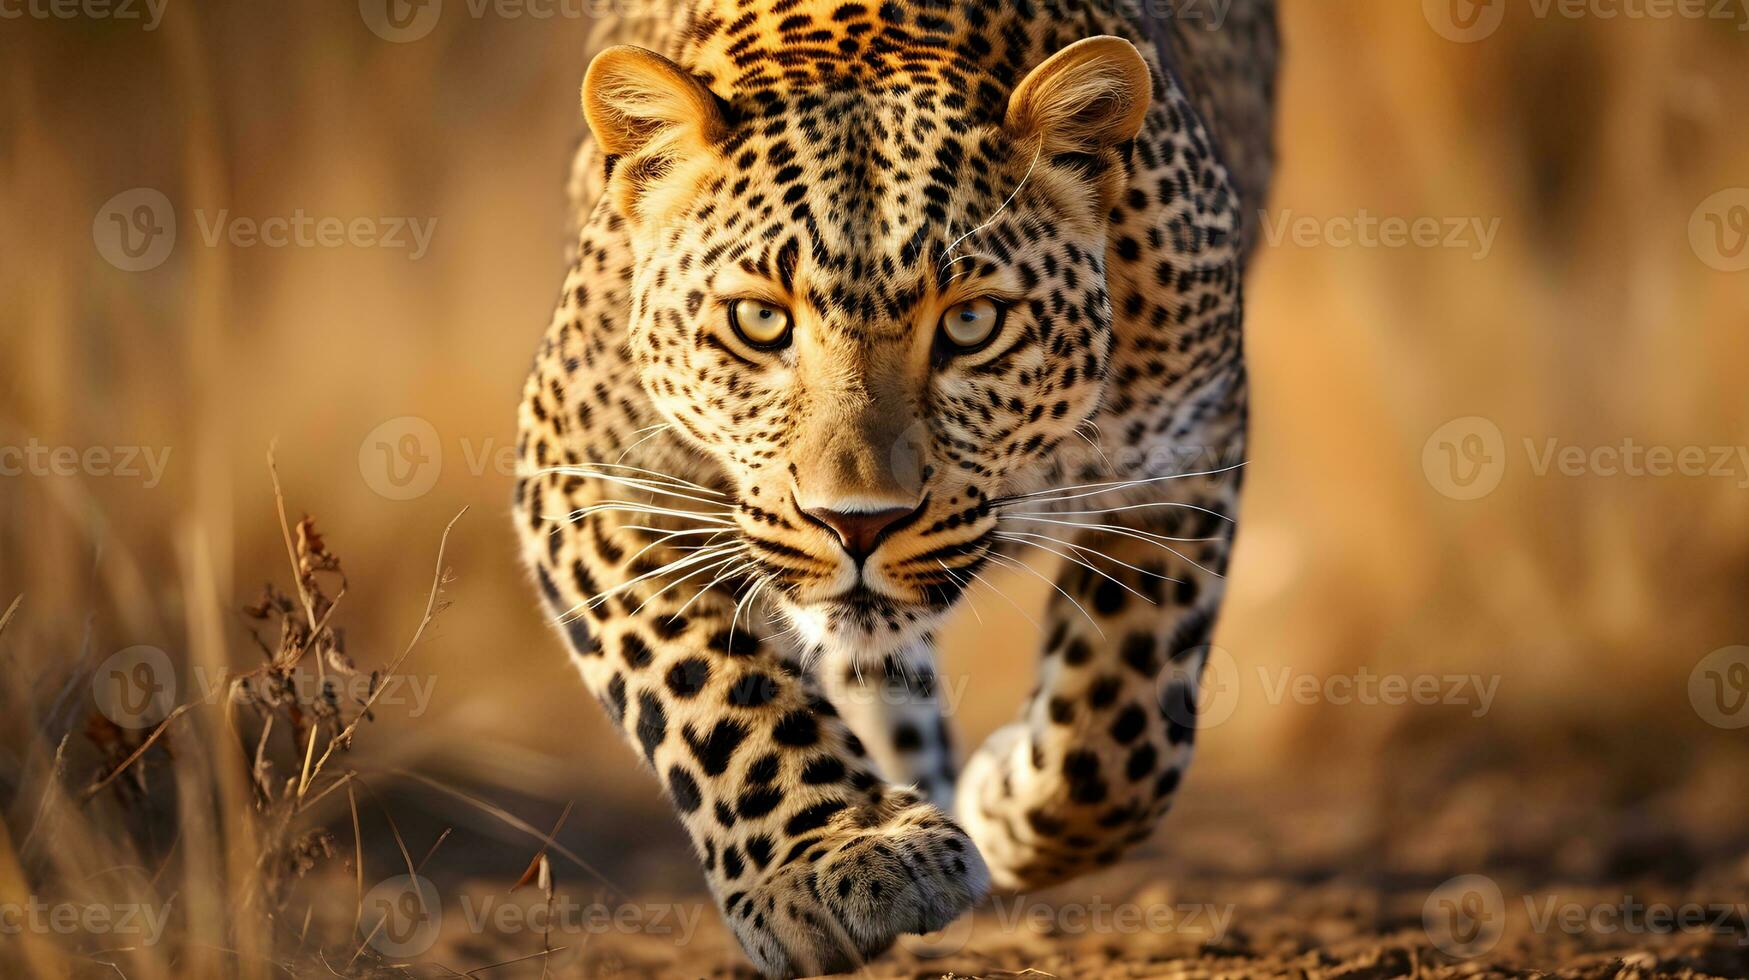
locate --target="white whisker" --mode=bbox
[936,561,983,625]
[984,551,1104,639]
[614,424,676,465]
[556,502,736,528]
[994,532,1156,606]
[572,544,745,614]
[994,460,1247,508]
[997,526,1188,585]
[964,565,1042,633]
[939,145,1043,267]
[632,553,745,616]
[675,558,759,617]
[730,572,770,641]
[545,468,729,508]
[577,460,721,493]
[1012,518,1224,579]
[1006,515,1220,544]
[1007,500,1234,523]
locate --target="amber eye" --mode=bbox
[938,298,1005,352]
[729,298,793,349]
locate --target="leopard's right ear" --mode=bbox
[582,45,727,220]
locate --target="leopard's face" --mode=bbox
[586,38,1152,654]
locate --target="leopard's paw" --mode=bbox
[722,803,989,978]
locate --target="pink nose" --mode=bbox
[802,505,920,561]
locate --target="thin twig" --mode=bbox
[301,507,468,796]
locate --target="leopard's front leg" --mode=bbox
[516,474,988,977]
[816,642,959,810]
[957,475,1236,889]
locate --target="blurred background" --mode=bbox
[4,1,1748,976]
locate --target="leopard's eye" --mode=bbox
[728,298,793,349]
[939,298,1005,352]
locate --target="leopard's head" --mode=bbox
[583,36,1151,654]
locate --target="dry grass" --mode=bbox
[0,452,470,978]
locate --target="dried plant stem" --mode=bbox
[300,506,467,798]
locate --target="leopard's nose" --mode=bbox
[801,503,923,562]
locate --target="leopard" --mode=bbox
[512,0,1276,974]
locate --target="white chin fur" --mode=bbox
[776,596,944,667]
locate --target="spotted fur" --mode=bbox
[515,1,1275,974]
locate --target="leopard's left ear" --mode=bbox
[1005,36,1152,154]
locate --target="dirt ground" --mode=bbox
[362,747,1749,980]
